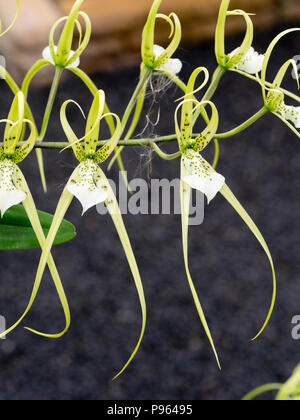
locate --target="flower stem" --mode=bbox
[121,67,152,135]
[39,67,63,141]
[202,66,226,102]
[216,106,268,139]
[11,106,267,151]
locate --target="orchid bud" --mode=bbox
[43,0,91,69]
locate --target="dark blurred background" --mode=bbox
[1,0,300,402]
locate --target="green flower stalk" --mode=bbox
[0,92,70,339]
[0,0,20,37]
[152,68,277,366]
[25,90,146,380]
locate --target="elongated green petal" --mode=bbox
[4,92,24,154]
[220,184,276,340]
[94,114,121,163]
[17,170,71,338]
[180,158,221,369]
[18,187,74,338]
[13,119,38,163]
[242,384,282,401]
[141,0,162,68]
[60,100,85,160]
[85,90,105,154]
[215,0,230,67]
[65,11,91,67]
[154,13,182,69]
[56,0,84,67]
[0,0,20,37]
[226,10,253,69]
[261,28,300,101]
[212,139,220,169]
[21,60,51,99]
[193,101,219,152]
[96,167,146,380]
[68,67,116,135]
[0,169,71,339]
[231,68,300,105]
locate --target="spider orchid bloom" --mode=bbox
[164,67,276,368]
[141,0,182,73]
[27,90,146,380]
[42,0,91,69]
[215,0,254,71]
[0,0,20,38]
[257,28,300,138]
[0,92,70,341]
[230,47,265,75]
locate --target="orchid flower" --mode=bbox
[23,90,146,380]
[256,29,300,138]
[215,0,254,71]
[42,0,91,69]
[108,0,183,177]
[0,92,70,340]
[0,0,20,38]
[152,67,277,367]
[141,0,182,73]
[19,0,92,193]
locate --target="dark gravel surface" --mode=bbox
[0,26,300,401]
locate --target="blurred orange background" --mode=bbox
[0,0,300,84]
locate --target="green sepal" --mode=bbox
[141,0,162,68]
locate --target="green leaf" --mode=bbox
[0,204,76,250]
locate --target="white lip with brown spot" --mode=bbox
[280,103,300,128]
[0,160,26,217]
[231,46,265,75]
[67,161,108,215]
[182,150,225,204]
[153,45,182,76]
